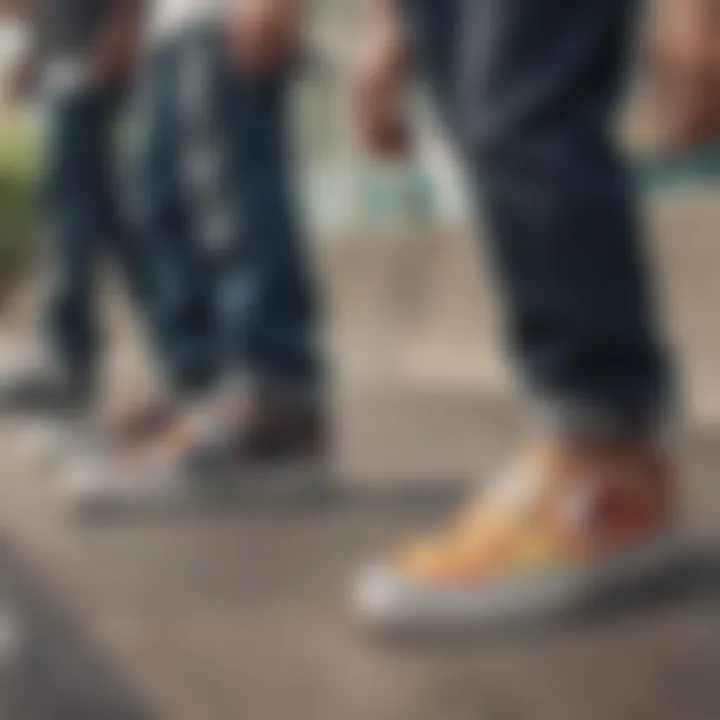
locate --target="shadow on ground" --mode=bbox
[0,537,151,719]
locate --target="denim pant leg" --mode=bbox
[97,94,154,316]
[178,28,322,397]
[42,88,109,379]
[128,43,218,394]
[403,0,460,134]
[409,0,673,437]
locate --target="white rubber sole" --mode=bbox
[354,532,683,631]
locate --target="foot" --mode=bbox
[354,439,680,631]
[0,368,93,417]
[63,395,329,517]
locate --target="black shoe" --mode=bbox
[185,398,328,486]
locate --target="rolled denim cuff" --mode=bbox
[529,391,675,443]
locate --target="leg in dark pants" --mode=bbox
[63,29,326,515]
[42,86,150,388]
[407,0,672,436]
[128,42,218,394]
[178,27,322,396]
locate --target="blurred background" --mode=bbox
[0,3,719,720]
[2,1,720,422]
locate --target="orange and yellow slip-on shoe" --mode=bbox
[354,440,682,630]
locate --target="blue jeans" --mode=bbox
[130,26,321,396]
[406,0,672,436]
[42,85,150,381]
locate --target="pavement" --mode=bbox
[0,542,152,720]
[0,390,717,720]
[0,190,718,718]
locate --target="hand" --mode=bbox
[90,43,135,90]
[226,0,300,77]
[353,14,411,158]
[649,0,720,152]
[89,2,142,90]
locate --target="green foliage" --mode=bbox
[0,114,39,266]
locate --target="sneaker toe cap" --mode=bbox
[354,562,416,626]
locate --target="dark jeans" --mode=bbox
[130,26,321,396]
[42,84,150,381]
[406,0,673,436]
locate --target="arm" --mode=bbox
[369,0,404,36]
[1,0,41,100]
[650,0,720,151]
[352,0,412,157]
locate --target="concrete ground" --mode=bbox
[0,190,718,719]
[0,391,717,720]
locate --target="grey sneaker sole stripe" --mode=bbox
[354,532,684,631]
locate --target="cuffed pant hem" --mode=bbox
[528,394,675,443]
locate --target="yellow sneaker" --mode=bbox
[355,440,680,629]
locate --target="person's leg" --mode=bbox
[355,0,679,629]
[225,80,321,397]
[190,29,326,475]
[96,90,153,318]
[0,86,107,414]
[402,0,460,131]
[127,41,218,396]
[179,29,321,398]
[456,0,671,436]
[63,27,326,516]
[409,0,671,433]
[45,89,107,387]
[75,86,188,442]
[61,44,217,490]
